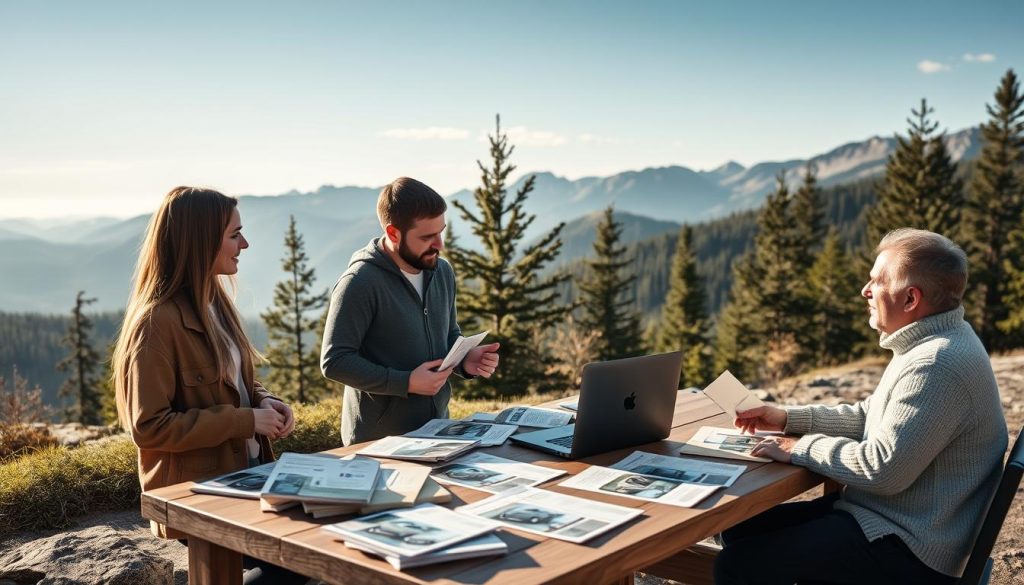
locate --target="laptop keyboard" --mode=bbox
[547,435,574,448]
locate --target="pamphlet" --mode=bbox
[192,461,277,499]
[679,426,778,462]
[302,463,430,517]
[468,406,573,428]
[458,487,642,544]
[344,533,508,569]
[702,370,764,420]
[260,453,380,506]
[323,503,499,558]
[559,400,578,411]
[359,436,479,462]
[610,451,746,488]
[561,451,745,508]
[430,452,566,494]
[439,330,489,371]
[405,419,517,447]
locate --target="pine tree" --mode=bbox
[656,225,711,387]
[867,98,964,244]
[807,230,865,365]
[791,163,826,271]
[99,342,119,426]
[578,207,645,361]
[446,116,570,396]
[261,215,329,403]
[714,255,761,381]
[57,291,102,424]
[965,70,1024,350]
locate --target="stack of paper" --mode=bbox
[344,533,507,570]
[258,453,380,511]
[303,464,453,518]
[467,406,573,429]
[430,452,566,494]
[324,504,504,569]
[405,419,517,447]
[358,436,479,462]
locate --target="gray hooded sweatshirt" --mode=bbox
[321,238,464,445]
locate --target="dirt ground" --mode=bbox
[5,354,1022,584]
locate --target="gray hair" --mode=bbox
[875,228,968,311]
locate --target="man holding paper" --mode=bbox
[321,177,500,445]
[715,229,1007,584]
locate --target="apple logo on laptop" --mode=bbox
[623,392,636,410]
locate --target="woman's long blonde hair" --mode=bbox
[112,186,258,428]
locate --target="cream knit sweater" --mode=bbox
[786,306,1007,577]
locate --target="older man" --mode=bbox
[716,228,1007,584]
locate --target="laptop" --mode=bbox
[510,351,683,459]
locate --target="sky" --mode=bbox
[1,0,1022,219]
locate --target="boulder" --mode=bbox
[0,526,173,585]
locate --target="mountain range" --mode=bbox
[0,126,980,314]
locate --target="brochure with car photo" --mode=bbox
[359,436,480,462]
[405,419,517,447]
[457,487,643,544]
[191,461,277,499]
[561,464,727,508]
[323,503,500,558]
[610,451,746,488]
[344,532,508,570]
[260,453,380,506]
[467,406,574,429]
[679,426,778,462]
[430,452,566,494]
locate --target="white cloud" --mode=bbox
[917,60,951,74]
[578,133,618,145]
[499,126,568,147]
[378,127,470,141]
[963,53,997,63]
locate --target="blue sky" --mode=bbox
[1,0,1021,218]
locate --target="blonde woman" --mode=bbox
[113,186,306,584]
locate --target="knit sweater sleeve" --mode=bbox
[784,393,872,440]
[789,361,969,494]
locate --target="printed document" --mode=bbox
[439,330,489,371]
[430,452,566,493]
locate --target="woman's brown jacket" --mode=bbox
[118,291,277,539]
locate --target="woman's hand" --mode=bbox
[258,397,295,439]
[253,407,286,439]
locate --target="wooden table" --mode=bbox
[142,392,824,584]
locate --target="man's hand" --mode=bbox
[735,404,788,434]
[409,359,453,396]
[259,397,295,439]
[750,436,798,463]
[463,343,500,378]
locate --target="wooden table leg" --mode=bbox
[188,536,242,585]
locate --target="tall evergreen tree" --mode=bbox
[714,255,761,381]
[446,116,569,396]
[57,291,102,424]
[965,69,1024,350]
[261,215,329,403]
[791,163,826,271]
[807,230,865,365]
[867,98,964,244]
[656,225,711,387]
[579,207,645,361]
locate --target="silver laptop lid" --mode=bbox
[571,351,683,458]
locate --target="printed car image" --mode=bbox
[434,463,508,487]
[485,504,581,533]
[630,464,702,483]
[437,422,491,438]
[220,471,269,491]
[601,474,680,499]
[363,518,439,546]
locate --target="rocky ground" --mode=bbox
[4,354,1022,584]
